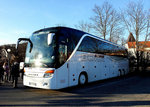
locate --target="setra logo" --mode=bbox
[28,73,38,77]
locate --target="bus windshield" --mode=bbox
[25,32,57,68]
[24,27,85,68]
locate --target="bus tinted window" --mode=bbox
[78,36,97,53]
[78,36,127,57]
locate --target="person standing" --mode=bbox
[3,62,9,82]
[20,67,24,80]
[11,62,19,88]
[0,62,4,84]
[9,64,13,82]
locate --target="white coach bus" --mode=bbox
[17,27,129,89]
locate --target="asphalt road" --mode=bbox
[1,73,150,107]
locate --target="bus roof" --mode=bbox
[33,26,126,50]
[33,26,85,35]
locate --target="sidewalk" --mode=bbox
[0,77,23,88]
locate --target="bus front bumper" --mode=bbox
[23,75,56,89]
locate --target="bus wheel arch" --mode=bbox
[78,71,88,85]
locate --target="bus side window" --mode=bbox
[58,44,67,64]
[78,36,97,53]
[57,35,68,66]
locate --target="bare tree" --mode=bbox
[108,9,123,43]
[145,9,150,41]
[91,2,123,43]
[120,37,127,46]
[122,1,148,42]
[122,1,150,71]
[91,2,112,40]
[75,21,92,33]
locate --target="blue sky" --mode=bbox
[0,0,149,45]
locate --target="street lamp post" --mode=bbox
[7,49,11,67]
[7,49,11,82]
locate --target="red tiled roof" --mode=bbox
[127,33,135,42]
[128,41,150,48]
[128,42,136,48]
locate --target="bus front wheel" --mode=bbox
[78,73,88,85]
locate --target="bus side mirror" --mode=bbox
[47,33,55,45]
[16,38,33,53]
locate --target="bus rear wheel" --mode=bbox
[78,73,87,85]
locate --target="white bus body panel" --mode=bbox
[55,63,69,89]
[66,51,129,87]
[23,51,129,89]
[23,68,57,89]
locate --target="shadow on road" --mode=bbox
[1,72,150,106]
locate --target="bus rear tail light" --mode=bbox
[44,70,54,78]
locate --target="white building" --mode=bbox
[125,33,150,57]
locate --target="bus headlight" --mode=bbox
[43,73,53,78]
[43,70,54,78]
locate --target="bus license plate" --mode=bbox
[29,82,36,86]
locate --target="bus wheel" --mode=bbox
[78,73,87,85]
